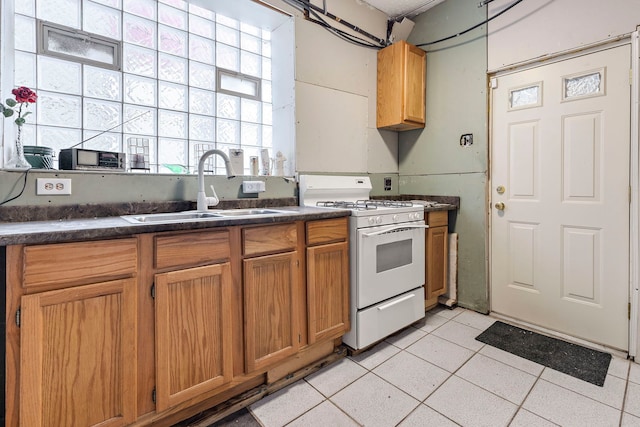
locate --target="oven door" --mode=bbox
[355,220,426,308]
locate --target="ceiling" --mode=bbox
[361,0,447,19]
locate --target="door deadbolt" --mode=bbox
[494,202,505,211]
[496,185,505,195]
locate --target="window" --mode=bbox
[10,0,289,175]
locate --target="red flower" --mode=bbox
[11,86,37,103]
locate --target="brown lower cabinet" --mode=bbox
[4,217,349,426]
[425,210,449,310]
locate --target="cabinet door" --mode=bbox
[155,263,233,412]
[20,279,137,427]
[426,226,448,308]
[403,42,427,124]
[244,252,299,372]
[307,241,349,344]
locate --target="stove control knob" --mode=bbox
[393,214,399,222]
[368,217,376,225]
[376,216,382,224]
[408,213,415,220]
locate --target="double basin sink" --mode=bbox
[121,208,292,224]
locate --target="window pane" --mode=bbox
[189,34,215,64]
[16,0,35,17]
[37,91,82,127]
[158,25,187,56]
[240,22,260,37]
[124,13,156,49]
[85,65,122,101]
[84,99,122,131]
[189,88,215,116]
[189,4,214,20]
[216,43,239,71]
[158,110,187,138]
[83,1,121,39]
[158,0,186,11]
[123,105,155,135]
[15,15,36,53]
[123,0,156,20]
[565,72,602,99]
[37,56,82,94]
[189,14,215,39]
[38,0,81,28]
[82,130,121,151]
[241,122,259,145]
[189,61,215,90]
[189,114,215,141]
[123,44,156,77]
[510,85,540,109]
[216,25,239,47]
[15,51,37,87]
[38,126,82,152]
[92,0,121,8]
[241,98,260,123]
[216,15,238,29]
[217,94,240,119]
[158,53,187,83]
[219,72,258,98]
[158,82,187,110]
[46,29,117,66]
[123,74,157,106]
[241,33,260,54]
[241,51,261,78]
[217,118,239,144]
[158,138,187,168]
[158,3,186,29]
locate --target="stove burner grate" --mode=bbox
[316,200,378,210]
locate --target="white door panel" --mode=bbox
[491,46,630,350]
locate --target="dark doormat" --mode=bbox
[475,321,612,386]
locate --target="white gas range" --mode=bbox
[299,175,426,350]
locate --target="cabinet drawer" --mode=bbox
[23,238,137,290]
[306,217,348,246]
[155,230,230,270]
[243,223,297,257]
[427,211,448,227]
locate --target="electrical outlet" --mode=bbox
[242,180,266,193]
[37,178,72,195]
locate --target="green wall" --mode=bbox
[400,0,489,312]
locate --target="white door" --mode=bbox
[491,45,631,350]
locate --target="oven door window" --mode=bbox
[377,239,412,273]
[356,222,425,309]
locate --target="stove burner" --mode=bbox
[366,200,414,208]
[316,201,378,210]
[316,199,416,210]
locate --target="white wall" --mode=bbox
[488,0,640,71]
[266,0,399,174]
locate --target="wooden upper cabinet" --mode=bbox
[19,278,137,427]
[376,40,426,131]
[154,263,234,412]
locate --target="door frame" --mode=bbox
[487,34,639,357]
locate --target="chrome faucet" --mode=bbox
[197,149,236,211]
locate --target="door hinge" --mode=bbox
[150,283,155,299]
[296,259,300,267]
[152,387,156,404]
[15,306,21,327]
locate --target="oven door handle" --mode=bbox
[378,293,416,310]
[361,224,428,237]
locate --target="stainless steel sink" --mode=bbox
[121,211,223,224]
[214,208,290,216]
[121,208,292,224]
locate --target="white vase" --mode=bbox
[5,125,31,169]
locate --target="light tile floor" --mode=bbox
[243,307,640,427]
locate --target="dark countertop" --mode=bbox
[0,206,351,246]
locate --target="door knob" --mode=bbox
[494,202,505,211]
